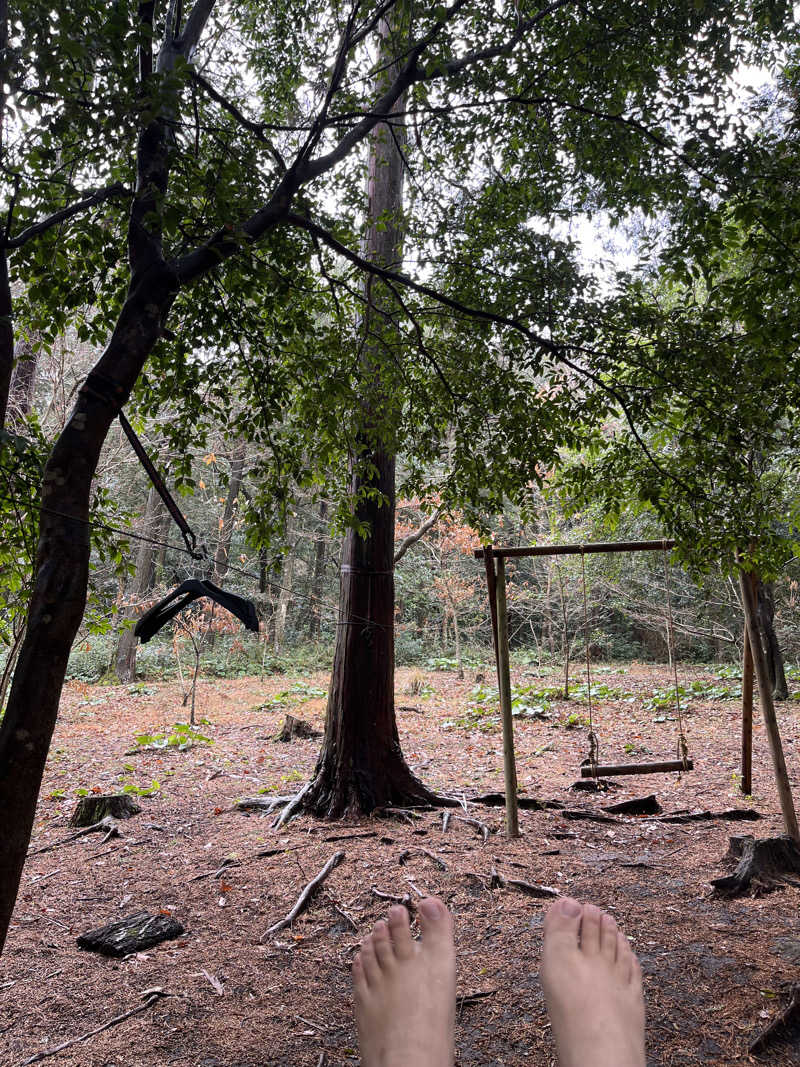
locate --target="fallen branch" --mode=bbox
[442,810,453,832]
[263,851,345,938]
[489,866,558,898]
[18,989,168,1064]
[27,817,119,857]
[453,815,491,843]
[371,888,414,909]
[749,984,800,1053]
[398,848,448,871]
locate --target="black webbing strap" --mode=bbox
[118,411,205,561]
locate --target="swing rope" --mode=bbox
[662,541,690,769]
[580,548,599,776]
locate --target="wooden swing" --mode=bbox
[579,544,693,778]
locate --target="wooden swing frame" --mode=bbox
[476,539,694,835]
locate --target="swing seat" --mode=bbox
[580,758,694,778]
[135,579,259,643]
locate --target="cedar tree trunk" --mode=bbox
[289,11,446,819]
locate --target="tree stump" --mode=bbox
[711,835,800,897]
[274,715,321,742]
[77,911,185,957]
[69,794,141,827]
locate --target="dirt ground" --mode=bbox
[1,661,799,1066]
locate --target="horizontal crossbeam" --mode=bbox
[475,539,675,560]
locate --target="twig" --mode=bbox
[371,888,414,910]
[441,810,452,832]
[28,869,61,885]
[322,831,378,842]
[405,879,425,898]
[263,852,345,938]
[27,817,119,857]
[17,989,169,1064]
[454,815,491,844]
[295,1014,327,1032]
[399,847,448,871]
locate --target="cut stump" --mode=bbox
[70,794,141,827]
[711,835,800,897]
[274,715,322,742]
[77,911,185,957]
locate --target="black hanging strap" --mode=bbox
[118,411,204,560]
[134,579,260,643]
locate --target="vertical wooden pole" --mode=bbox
[495,556,520,839]
[739,568,799,842]
[741,627,753,796]
[483,544,500,674]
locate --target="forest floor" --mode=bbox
[2,660,800,1067]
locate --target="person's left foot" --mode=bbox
[353,897,456,1067]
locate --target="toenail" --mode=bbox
[559,897,581,916]
[420,897,443,918]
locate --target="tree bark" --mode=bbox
[211,441,246,585]
[0,250,13,433]
[6,335,38,430]
[115,484,162,682]
[739,567,799,843]
[757,580,789,700]
[308,499,327,639]
[0,260,178,953]
[289,9,446,818]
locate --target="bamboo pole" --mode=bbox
[739,568,799,842]
[495,556,519,839]
[741,627,754,796]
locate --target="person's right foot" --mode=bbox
[540,897,646,1067]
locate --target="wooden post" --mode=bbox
[741,627,754,796]
[739,568,799,842]
[483,543,500,674]
[495,556,520,839]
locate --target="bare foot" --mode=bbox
[353,897,456,1067]
[540,897,646,1067]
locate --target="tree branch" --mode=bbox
[190,70,286,171]
[394,507,441,564]
[5,184,132,249]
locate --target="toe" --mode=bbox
[579,903,602,956]
[352,951,368,996]
[615,931,633,980]
[543,896,582,950]
[372,919,394,970]
[417,896,453,951]
[600,912,618,964]
[387,904,415,961]
[359,934,381,987]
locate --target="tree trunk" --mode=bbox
[0,249,14,433]
[0,263,177,954]
[211,441,246,585]
[286,9,446,819]
[308,499,328,640]
[274,517,295,655]
[6,335,39,430]
[757,580,789,700]
[115,484,162,682]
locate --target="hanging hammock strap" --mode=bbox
[580,548,599,774]
[118,411,206,561]
[662,541,690,768]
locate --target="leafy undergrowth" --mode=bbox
[2,662,799,1066]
